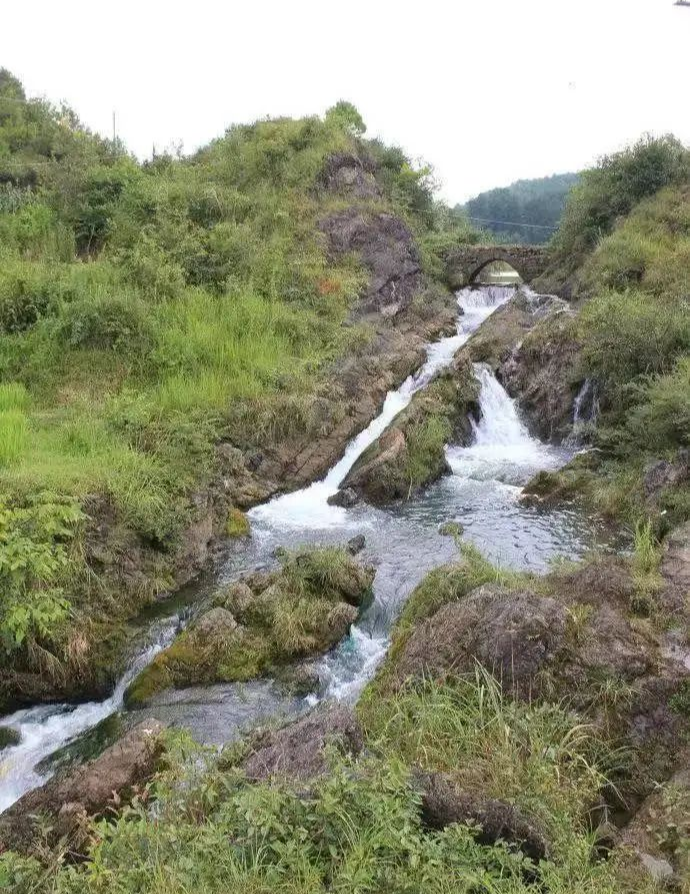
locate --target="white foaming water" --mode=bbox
[250,286,514,529]
[447,364,564,485]
[0,617,178,812]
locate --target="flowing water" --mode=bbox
[0,285,615,812]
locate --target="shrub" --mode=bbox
[579,288,690,403]
[552,134,690,271]
[0,495,83,652]
[52,291,154,353]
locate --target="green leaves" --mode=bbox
[0,494,84,652]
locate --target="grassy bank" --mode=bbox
[0,75,479,704]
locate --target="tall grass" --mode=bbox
[0,408,27,465]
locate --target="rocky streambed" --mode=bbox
[0,284,618,812]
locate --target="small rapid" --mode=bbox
[0,285,615,812]
[250,286,513,529]
[0,617,179,812]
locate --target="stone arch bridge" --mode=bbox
[445,244,550,289]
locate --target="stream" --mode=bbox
[0,284,614,813]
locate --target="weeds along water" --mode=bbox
[0,285,617,810]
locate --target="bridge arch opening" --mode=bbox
[471,259,522,285]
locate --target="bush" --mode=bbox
[579,288,690,403]
[52,291,154,353]
[626,357,690,450]
[552,134,690,271]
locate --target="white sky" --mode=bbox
[2,0,688,203]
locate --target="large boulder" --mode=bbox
[416,771,548,863]
[391,572,663,702]
[125,548,375,707]
[0,719,165,856]
[342,358,480,505]
[243,705,364,781]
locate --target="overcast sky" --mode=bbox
[2,1,688,203]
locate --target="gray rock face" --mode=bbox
[327,487,359,508]
[0,719,166,855]
[243,705,363,781]
[321,152,381,199]
[319,209,422,317]
[394,585,569,697]
[644,450,689,502]
[660,519,690,618]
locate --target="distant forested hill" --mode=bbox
[458,172,579,243]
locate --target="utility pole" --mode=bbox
[112,110,116,144]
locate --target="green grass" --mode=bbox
[2,675,650,894]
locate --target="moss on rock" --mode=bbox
[341,358,480,504]
[226,507,251,538]
[125,547,374,706]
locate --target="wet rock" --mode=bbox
[125,548,374,706]
[243,705,363,781]
[347,534,366,555]
[275,663,322,697]
[0,725,19,751]
[0,719,166,855]
[342,359,480,505]
[319,209,422,317]
[416,771,548,862]
[327,487,359,508]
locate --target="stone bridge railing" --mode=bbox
[445,244,550,288]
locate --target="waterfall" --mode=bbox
[250,286,515,529]
[446,365,564,485]
[566,378,599,446]
[0,616,179,812]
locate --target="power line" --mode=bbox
[464,215,558,231]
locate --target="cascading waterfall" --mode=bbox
[446,365,565,485]
[250,286,515,529]
[0,616,180,812]
[1,283,612,813]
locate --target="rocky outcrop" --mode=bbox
[498,300,582,443]
[243,705,364,781]
[320,152,381,200]
[0,726,19,751]
[617,748,690,887]
[124,548,375,707]
[339,357,480,505]
[416,771,548,862]
[375,555,690,807]
[660,519,690,618]
[0,719,165,856]
[319,209,423,317]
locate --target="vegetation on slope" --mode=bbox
[525,135,690,530]
[458,172,579,244]
[0,74,478,706]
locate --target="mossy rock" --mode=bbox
[125,547,374,706]
[343,361,480,505]
[0,725,20,750]
[227,507,251,538]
